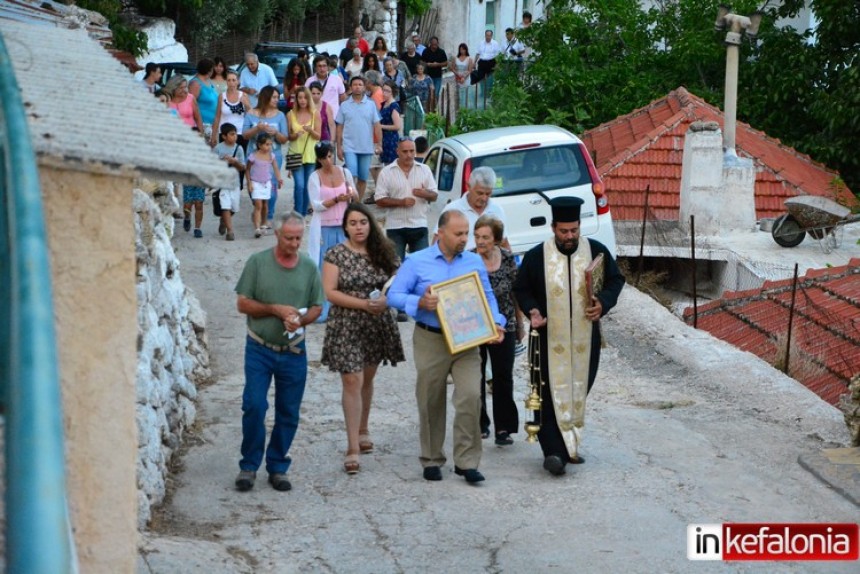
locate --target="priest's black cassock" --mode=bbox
[513,237,625,460]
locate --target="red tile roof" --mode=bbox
[683,258,860,405]
[582,87,857,222]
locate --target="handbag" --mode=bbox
[212,189,222,216]
[285,113,314,171]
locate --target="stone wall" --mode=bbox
[359,0,398,52]
[133,182,210,527]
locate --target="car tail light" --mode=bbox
[579,143,609,215]
[461,158,472,196]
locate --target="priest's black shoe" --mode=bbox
[543,455,566,476]
[423,466,442,481]
[454,466,485,483]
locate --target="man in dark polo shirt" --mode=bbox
[421,36,448,106]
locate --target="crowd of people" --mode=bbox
[138,12,628,492]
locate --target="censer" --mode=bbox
[523,329,543,442]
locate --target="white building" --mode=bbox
[430,0,545,55]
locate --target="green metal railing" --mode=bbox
[402,95,426,136]
[0,31,76,573]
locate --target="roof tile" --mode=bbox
[587,87,857,222]
[687,264,860,406]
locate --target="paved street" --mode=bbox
[139,200,858,573]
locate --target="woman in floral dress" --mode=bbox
[321,202,404,474]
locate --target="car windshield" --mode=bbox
[472,145,591,196]
[261,53,299,80]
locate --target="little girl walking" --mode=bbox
[246,133,283,238]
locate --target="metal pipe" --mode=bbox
[0,31,76,572]
[783,263,799,374]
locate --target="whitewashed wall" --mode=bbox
[133,183,209,527]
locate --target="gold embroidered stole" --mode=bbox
[543,238,592,459]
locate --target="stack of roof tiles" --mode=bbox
[684,258,860,405]
[581,87,856,222]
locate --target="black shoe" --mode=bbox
[235,470,256,491]
[423,466,442,481]
[495,431,514,446]
[569,455,585,464]
[268,473,292,491]
[454,467,485,483]
[481,427,490,439]
[543,455,566,476]
[396,311,409,322]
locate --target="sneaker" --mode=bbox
[254,228,262,238]
[183,217,191,232]
[363,194,376,205]
[514,342,526,356]
[218,221,227,235]
[193,228,202,238]
[226,231,235,241]
[235,470,256,491]
[268,473,292,491]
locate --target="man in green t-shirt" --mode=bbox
[234,212,324,492]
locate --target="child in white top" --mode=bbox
[213,123,246,241]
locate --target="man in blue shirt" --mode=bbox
[388,210,506,484]
[335,75,382,200]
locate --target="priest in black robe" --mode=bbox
[513,197,625,476]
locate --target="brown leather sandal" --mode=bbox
[358,432,374,454]
[344,453,360,474]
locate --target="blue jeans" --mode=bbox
[267,149,284,221]
[240,336,307,474]
[431,77,443,105]
[317,225,347,322]
[292,162,315,216]
[386,227,429,262]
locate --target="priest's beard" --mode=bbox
[555,238,579,256]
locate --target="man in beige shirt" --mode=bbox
[375,137,438,321]
[375,137,438,260]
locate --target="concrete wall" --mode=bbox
[41,167,138,573]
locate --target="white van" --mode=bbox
[424,125,617,256]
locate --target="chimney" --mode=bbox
[680,121,756,234]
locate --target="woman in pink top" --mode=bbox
[307,141,358,322]
[165,76,203,132]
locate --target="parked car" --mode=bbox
[155,62,198,88]
[424,125,617,256]
[237,41,318,83]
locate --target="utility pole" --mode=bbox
[714,5,763,154]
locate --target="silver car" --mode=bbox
[424,125,617,256]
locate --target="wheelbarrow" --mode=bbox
[768,195,860,253]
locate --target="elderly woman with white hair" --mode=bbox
[345,47,364,80]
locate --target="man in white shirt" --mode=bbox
[437,166,507,251]
[473,30,502,84]
[411,32,426,56]
[503,28,526,61]
[304,55,347,120]
[239,53,278,108]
